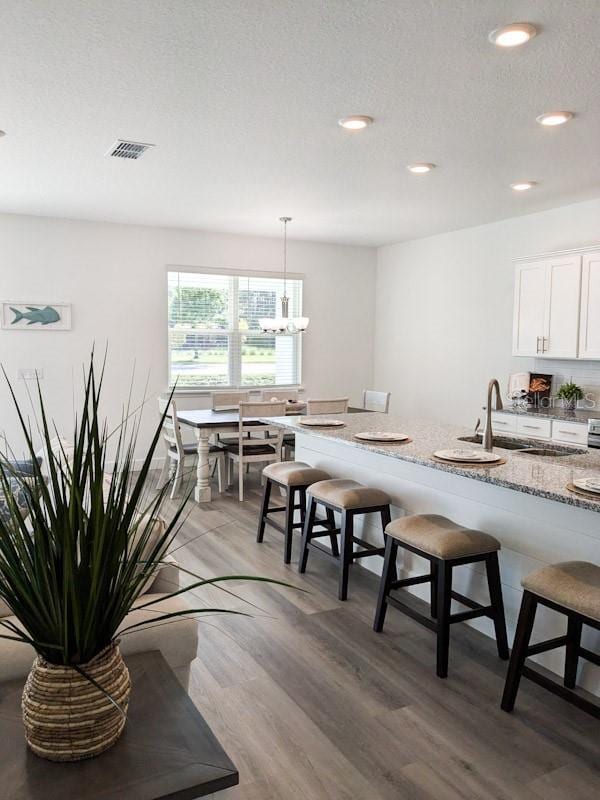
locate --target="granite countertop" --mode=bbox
[496,406,599,423]
[262,412,600,513]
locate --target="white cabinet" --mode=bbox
[512,260,548,356]
[578,251,600,359]
[544,255,582,358]
[516,416,552,439]
[491,412,517,433]
[552,420,588,446]
[512,255,581,358]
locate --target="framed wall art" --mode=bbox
[1,302,72,331]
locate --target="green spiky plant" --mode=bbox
[0,354,287,671]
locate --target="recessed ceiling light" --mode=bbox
[489,22,537,47]
[536,111,574,126]
[511,181,536,191]
[338,115,373,130]
[407,163,436,174]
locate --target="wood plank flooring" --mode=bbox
[160,472,600,800]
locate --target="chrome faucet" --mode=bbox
[483,379,503,451]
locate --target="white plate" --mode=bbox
[299,418,346,427]
[434,448,502,463]
[354,431,409,442]
[572,477,600,494]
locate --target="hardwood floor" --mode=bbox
[161,472,600,800]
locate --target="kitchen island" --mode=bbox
[266,412,600,696]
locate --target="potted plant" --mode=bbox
[556,381,584,411]
[0,355,287,762]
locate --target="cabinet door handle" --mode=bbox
[522,424,540,430]
[558,430,577,436]
[543,337,549,352]
[536,336,541,354]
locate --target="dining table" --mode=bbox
[175,403,368,503]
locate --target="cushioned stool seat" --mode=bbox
[263,461,331,487]
[257,462,333,565]
[374,513,508,678]
[502,560,600,719]
[300,479,392,600]
[386,514,500,560]
[521,561,600,622]
[309,479,390,510]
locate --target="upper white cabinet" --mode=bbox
[512,253,581,358]
[579,251,600,359]
[544,254,582,358]
[512,260,548,356]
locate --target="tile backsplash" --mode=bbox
[533,358,600,410]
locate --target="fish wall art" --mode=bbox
[1,302,72,330]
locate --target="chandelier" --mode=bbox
[259,216,309,334]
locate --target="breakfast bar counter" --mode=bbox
[266,412,600,696]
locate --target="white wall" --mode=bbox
[0,213,376,460]
[374,197,600,426]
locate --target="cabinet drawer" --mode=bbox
[552,420,588,446]
[516,417,552,439]
[491,412,517,433]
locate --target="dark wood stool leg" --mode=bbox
[299,487,307,530]
[299,497,317,573]
[379,506,396,583]
[339,511,353,601]
[486,552,509,660]
[501,591,538,712]
[326,508,339,556]
[430,561,438,619]
[564,615,583,689]
[283,487,296,565]
[436,560,452,678]
[256,478,272,543]
[374,536,398,632]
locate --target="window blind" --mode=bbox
[168,269,303,389]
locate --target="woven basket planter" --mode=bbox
[22,643,131,762]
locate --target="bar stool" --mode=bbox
[373,514,509,678]
[257,462,333,564]
[501,561,600,719]
[299,479,392,601]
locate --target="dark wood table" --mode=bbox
[176,405,370,503]
[0,651,238,800]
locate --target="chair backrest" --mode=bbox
[306,397,349,415]
[362,389,391,413]
[158,397,184,457]
[211,391,250,411]
[261,388,298,403]
[239,401,286,453]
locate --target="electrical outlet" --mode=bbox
[18,368,43,381]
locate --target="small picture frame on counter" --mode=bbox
[528,373,552,407]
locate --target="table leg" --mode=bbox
[194,429,212,503]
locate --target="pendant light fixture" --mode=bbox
[259,216,309,334]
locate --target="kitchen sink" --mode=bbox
[457,435,584,457]
[517,447,583,457]
[458,434,528,451]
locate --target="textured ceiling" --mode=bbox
[0,0,599,246]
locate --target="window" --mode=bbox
[168,268,303,389]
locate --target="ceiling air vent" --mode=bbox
[106,139,155,160]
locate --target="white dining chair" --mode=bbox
[211,391,250,411]
[306,397,349,415]
[222,401,286,501]
[362,389,391,413]
[158,398,225,498]
[261,390,299,460]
